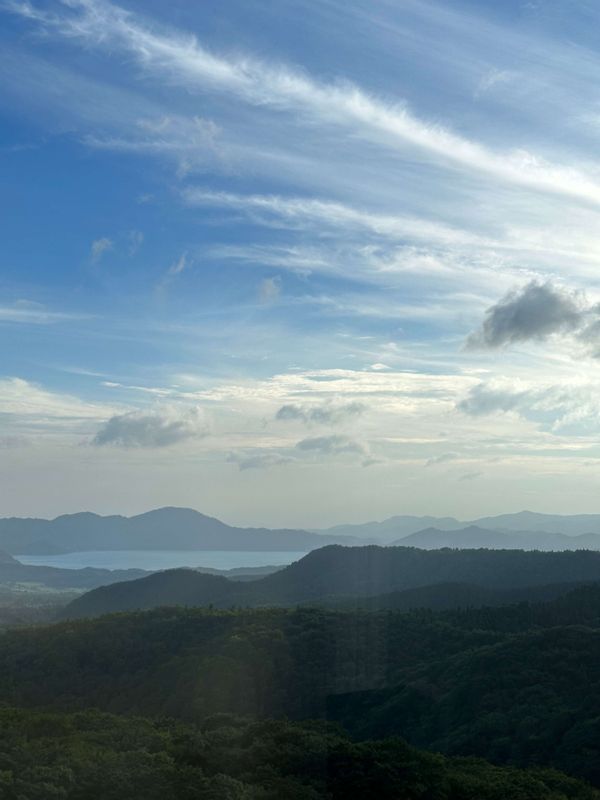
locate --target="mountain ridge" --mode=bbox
[62,544,600,618]
[319,510,600,541]
[0,507,363,555]
[393,524,600,550]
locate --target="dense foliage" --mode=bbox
[0,707,597,800]
[0,607,500,719]
[331,625,600,785]
[4,580,600,792]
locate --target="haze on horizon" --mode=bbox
[4,0,600,528]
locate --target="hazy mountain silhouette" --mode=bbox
[0,507,362,555]
[319,515,464,541]
[320,511,600,541]
[393,525,600,550]
[8,508,600,557]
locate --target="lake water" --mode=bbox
[15,550,309,572]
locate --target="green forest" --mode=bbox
[2,579,600,796]
[2,707,598,800]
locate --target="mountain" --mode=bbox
[318,514,464,541]
[393,525,600,550]
[319,510,600,542]
[0,507,361,555]
[8,508,600,557]
[473,510,600,535]
[331,580,586,611]
[62,544,600,618]
[394,525,514,548]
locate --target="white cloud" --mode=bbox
[0,377,123,442]
[90,236,112,261]
[457,379,600,435]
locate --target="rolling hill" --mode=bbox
[62,544,600,618]
[0,558,148,590]
[5,585,600,787]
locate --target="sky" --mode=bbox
[4,0,600,526]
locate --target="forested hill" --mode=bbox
[5,585,600,788]
[63,544,600,618]
[0,559,148,590]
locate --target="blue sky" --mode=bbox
[3,0,600,525]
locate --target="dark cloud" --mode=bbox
[295,434,366,456]
[227,451,293,471]
[457,384,527,417]
[93,406,207,448]
[458,471,483,481]
[276,402,366,425]
[466,281,582,349]
[425,452,458,467]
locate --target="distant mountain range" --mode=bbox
[62,544,600,618]
[320,510,600,541]
[0,507,362,555]
[6,507,600,557]
[393,524,600,550]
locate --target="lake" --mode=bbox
[15,550,309,572]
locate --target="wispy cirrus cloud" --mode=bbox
[183,188,488,247]
[0,377,118,421]
[9,0,600,207]
[0,302,91,325]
